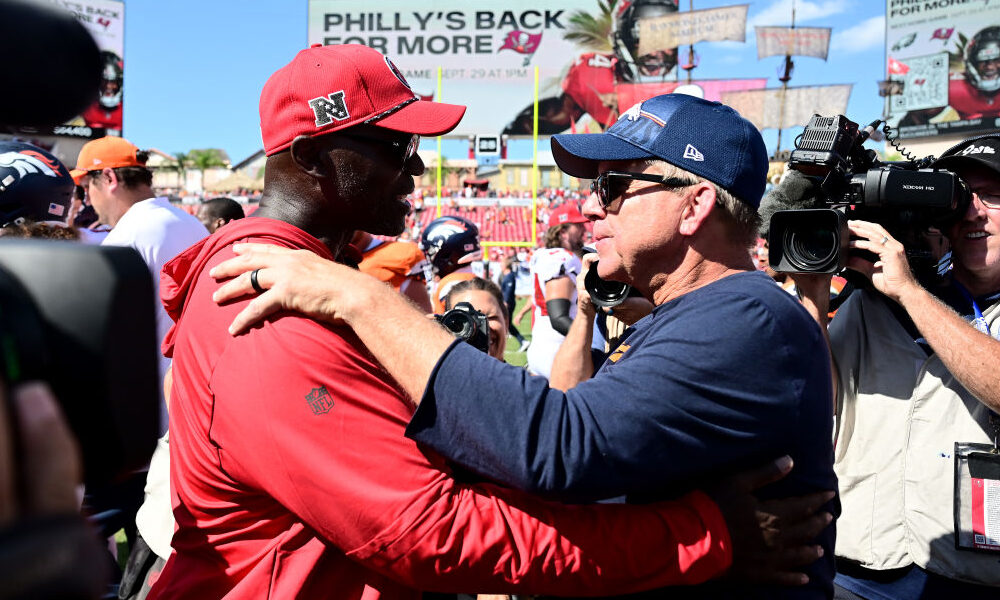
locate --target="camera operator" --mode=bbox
[443,277,509,362]
[792,134,1000,598]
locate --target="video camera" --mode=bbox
[435,301,490,354]
[766,114,971,274]
[0,240,160,485]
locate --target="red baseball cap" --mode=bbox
[548,203,589,227]
[70,136,145,184]
[260,44,467,156]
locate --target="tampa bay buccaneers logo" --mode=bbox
[0,150,63,182]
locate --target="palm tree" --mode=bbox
[563,0,618,52]
[186,149,229,194]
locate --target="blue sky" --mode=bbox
[122,0,888,164]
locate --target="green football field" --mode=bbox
[503,296,532,368]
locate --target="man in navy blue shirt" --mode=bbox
[211,94,838,598]
[500,257,529,351]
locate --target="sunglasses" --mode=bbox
[591,171,696,209]
[341,129,420,167]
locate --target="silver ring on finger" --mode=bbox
[880,235,889,245]
[250,268,265,294]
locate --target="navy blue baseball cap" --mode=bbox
[551,94,768,207]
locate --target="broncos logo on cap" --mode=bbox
[0,150,62,180]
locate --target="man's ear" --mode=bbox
[289,135,330,179]
[678,182,717,236]
[101,167,119,192]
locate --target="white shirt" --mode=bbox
[102,197,207,434]
[526,247,582,378]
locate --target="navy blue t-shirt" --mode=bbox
[407,270,838,598]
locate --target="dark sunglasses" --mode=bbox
[341,129,420,166]
[591,171,696,209]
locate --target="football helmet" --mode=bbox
[420,215,481,276]
[0,141,74,226]
[614,0,680,82]
[98,51,124,110]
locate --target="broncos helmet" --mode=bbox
[967,26,1000,94]
[99,51,124,110]
[0,141,75,227]
[420,215,481,277]
[614,0,680,82]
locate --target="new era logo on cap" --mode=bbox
[683,144,704,162]
[48,202,66,216]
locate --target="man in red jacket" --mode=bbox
[150,45,828,599]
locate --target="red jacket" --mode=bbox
[149,217,731,599]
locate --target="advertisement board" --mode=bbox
[309,1,600,136]
[309,1,764,136]
[886,0,1000,139]
[29,0,126,140]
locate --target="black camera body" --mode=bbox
[436,301,490,354]
[584,261,633,308]
[768,115,971,274]
[0,240,160,485]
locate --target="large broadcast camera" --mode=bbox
[0,241,160,485]
[766,114,971,274]
[435,301,490,354]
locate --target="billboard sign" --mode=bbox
[886,0,1000,139]
[31,1,126,139]
[309,1,754,136]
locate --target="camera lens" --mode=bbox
[584,262,631,308]
[440,311,475,338]
[783,226,838,272]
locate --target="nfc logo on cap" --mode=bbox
[309,91,350,127]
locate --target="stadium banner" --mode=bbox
[720,84,853,131]
[755,26,831,60]
[637,5,748,57]
[41,0,125,139]
[309,0,608,136]
[617,78,768,112]
[886,0,1000,139]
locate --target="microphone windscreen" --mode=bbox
[758,170,822,238]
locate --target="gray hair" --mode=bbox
[642,159,761,247]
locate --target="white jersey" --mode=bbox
[526,247,581,378]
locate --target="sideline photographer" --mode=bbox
[441,277,508,361]
[789,134,1000,598]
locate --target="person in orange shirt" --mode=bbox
[353,229,432,313]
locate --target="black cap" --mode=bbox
[932,135,1000,176]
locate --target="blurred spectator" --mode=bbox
[526,203,589,378]
[499,258,529,352]
[354,229,432,313]
[196,196,244,233]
